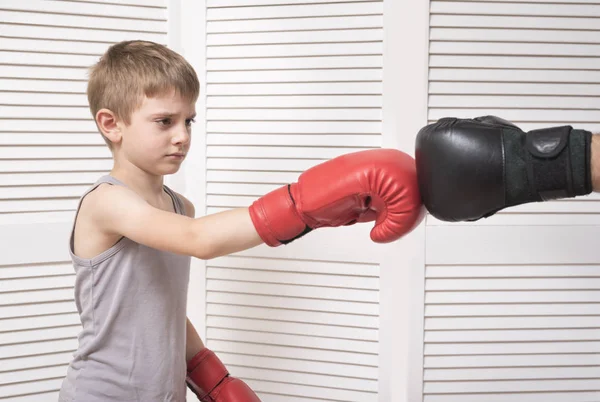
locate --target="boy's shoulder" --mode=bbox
[172,190,195,218]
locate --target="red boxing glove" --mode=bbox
[186,348,261,402]
[249,148,424,246]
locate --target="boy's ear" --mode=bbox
[96,109,122,145]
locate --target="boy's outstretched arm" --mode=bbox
[92,148,423,261]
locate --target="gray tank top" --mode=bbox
[58,175,191,402]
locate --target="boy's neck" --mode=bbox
[109,166,166,203]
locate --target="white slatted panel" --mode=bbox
[425,2,600,401]
[0,0,168,216]
[205,1,383,400]
[0,1,168,400]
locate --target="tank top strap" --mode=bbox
[162,185,186,216]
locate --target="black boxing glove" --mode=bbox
[415,115,592,222]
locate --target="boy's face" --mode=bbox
[118,90,196,176]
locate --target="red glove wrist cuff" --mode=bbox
[186,348,228,399]
[249,185,307,247]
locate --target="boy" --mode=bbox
[58,40,423,402]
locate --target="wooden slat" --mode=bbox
[430,1,600,17]
[0,275,75,293]
[206,121,381,134]
[424,341,600,355]
[207,279,378,303]
[425,303,600,317]
[0,159,111,173]
[217,350,378,379]
[207,69,382,83]
[426,366,600,381]
[207,291,378,315]
[208,303,378,328]
[206,158,322,171]
[0,65,88,81]
[0,37,110,56]
[0,365,68,386]
[207,0,381,6]
[0,133,102,146]
[209,339,378,366]
[207,95,382,108]
[1,92,88,106]
[425,328,600,343]
[0,0,166,19]
[0,120,97,133]
[423,391,600,402]
[0,51,98,69]
[430,14,600,30]
[0,79,86,93]
[1,351,74,372]
[229,365,376,392]
[429,81,600,96]
[245,378,376,401]
[424,379,600,394]
[0,262,72,278]
[425,354,600,369]
[0,377,63,399]
[0,24,166,44]
[207,15,383,33]
[0,106,91,120]
[207,266,379,289]
[0,326,79,346]
[430,55,600,70]
[206,133,381,146]
[207,82,382,95]
[425,316,600,330]
[0,301,76,319]
[1,313,80,332]
[429,95,600,109]
[211,255,379,276]
[207,108,381,121]
[430,27,600,43]
[0,185,89,200]
[208,328,377,354]
[0,289,74,306]
[1,10,166,32]
[207,42,383,58]
[208,28,383,45]
[426,290,600,304]
[207,316,377,341]
[207,145,373,159]
[430,68,600,82]
[207,3,383,20]
[207,55,383,70]
[0,172,105,186]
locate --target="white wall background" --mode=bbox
[1,1,600,402]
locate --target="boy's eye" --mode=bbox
[185,118,196,127]
[157,118,171,126]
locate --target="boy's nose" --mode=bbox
[173,126,191,145]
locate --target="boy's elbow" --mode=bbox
[191,240,218,260]
[189,224,219,260]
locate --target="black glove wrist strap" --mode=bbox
[523,126,592,201]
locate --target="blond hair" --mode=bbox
[87,40,200,146]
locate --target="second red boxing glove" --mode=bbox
[249,148,424,246]
[186,348,261,402]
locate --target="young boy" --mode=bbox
[58,40,423,402]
